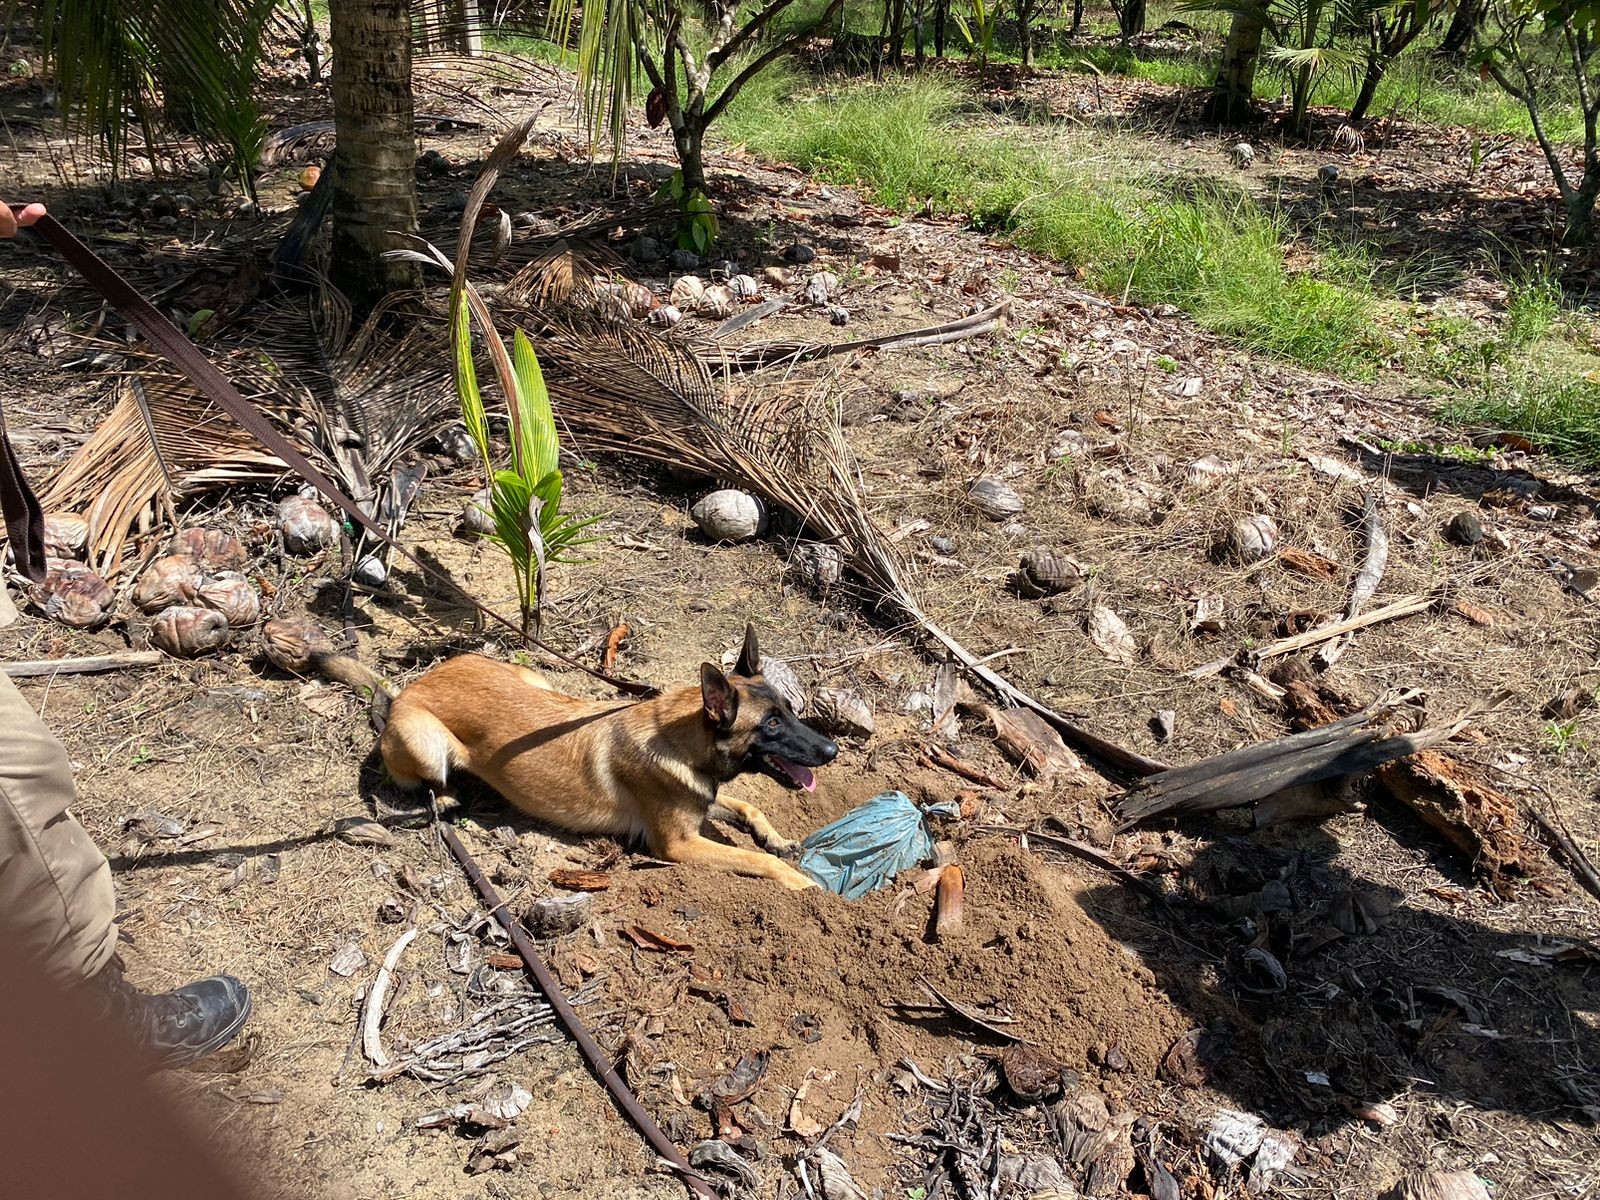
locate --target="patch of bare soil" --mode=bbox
[3,42,1600,1200]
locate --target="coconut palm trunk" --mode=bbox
[329,0,421,312]
[1201,10,1265,124]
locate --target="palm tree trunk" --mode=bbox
[1201,11,1265,124]
[329,0,421,314]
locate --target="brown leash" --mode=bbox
[11,208,657,697]
[0,396,46,584]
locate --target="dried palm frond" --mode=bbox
[40,278,458,578]
[39,360,292,576]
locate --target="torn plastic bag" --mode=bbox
[798,791,960,899]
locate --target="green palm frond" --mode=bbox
[39,0,277,186]
[547,0,639,163]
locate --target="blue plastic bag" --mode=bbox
[798,791,960,899]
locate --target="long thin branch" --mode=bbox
[708,0,803,68]
[703,0,845,127]
[1487,20,1575,201]
[1188,593,1434,679]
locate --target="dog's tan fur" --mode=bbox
[380,654,819,889]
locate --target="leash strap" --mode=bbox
[14,208,656,696]
[0,396,47,584]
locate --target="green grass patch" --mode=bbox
[724,72,1379,370]
[1442,366,1600,464]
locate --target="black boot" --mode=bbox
[94,956,252,1069]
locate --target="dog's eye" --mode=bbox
[766,715,781,730]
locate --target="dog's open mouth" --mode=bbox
[763,754,817,792]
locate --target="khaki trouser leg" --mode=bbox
[0,672,117,983]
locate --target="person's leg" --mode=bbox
[0,672,252,1067]
[0,672,117,984]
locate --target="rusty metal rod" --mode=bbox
[438,823,717,1200]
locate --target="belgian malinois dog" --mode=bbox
[379,626,837,889]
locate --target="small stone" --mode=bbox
[1445,510,1485,546]
[825,304,849,326]
[930,535,956,555]
[1231,142,1255,169]
[630,236,663,263]
[1317,163,1340,187]
[1151,710,1176,742]
[669,248,700,271]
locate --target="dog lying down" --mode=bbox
[380,626,837,890]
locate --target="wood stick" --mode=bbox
[982,825,1168,902]
[1188,593,1432,679]
[1525,804,1600,903]
[3,651,164,678]
[1316,492,1389,669]
[920,745,1010,791]
[1114,696,1486,826]
[362,927,417,1069]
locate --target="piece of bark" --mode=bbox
[1316,492,1389,668]
[1374,751,1536,882]
[1116,694,1488,826]
[1279,545,1339,578]
[1282,680,1345,730]
[987,705,1098,791]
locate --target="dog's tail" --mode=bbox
[262,617,394,724]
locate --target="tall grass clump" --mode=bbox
[1442,368,1600,466]
[723,72,973,209]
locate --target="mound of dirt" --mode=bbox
[583,829,1189,1180]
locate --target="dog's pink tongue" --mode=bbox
[776,758,817,792]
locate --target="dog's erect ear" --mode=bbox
[734,623,761,678]
[700,663,739,730]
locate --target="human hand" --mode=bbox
[1,204,47,239]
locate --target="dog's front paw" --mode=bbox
[775,861,821,890]
[770,836,801,861]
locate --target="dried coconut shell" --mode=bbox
[172,526,248,569]
[262,617,337,673]
[278,495,340,555]
[152,605,230,657]
[1379,1173,1490,1200]
[969,476,1024,521]
[809,688,874,739]
[42,512,89,558]
[133,554,205,613]
[691,489,766,541]
[1221,513,1279,563]
[35,559,113,628]
[196,571,261,627]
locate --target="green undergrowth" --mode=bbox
[722,72,1600,461]
[724,72,1380,370]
